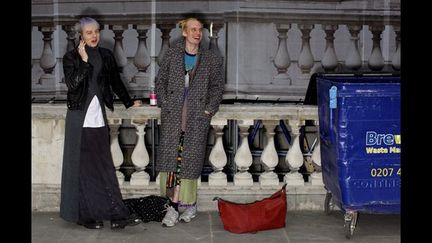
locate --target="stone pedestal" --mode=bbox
[116,171,125,185]
[284,171,305,186]
[130,170,150,186]
[259,171,279,186]
[234,172,253,186]
[310,172,324,186]
[209,171,227,186]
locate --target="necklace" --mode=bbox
[185,45,198,55]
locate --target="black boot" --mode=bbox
[110,214,141,230]
[77,220,104,229]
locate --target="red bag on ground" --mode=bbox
[214,184,287,233]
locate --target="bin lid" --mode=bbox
[305,72,400,105]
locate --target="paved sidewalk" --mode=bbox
[32,211,400,243]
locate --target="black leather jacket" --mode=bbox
[62,47,134,111]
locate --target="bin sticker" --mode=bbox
[365,131,401,154]
[329,86,337,109]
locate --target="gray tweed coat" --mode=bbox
[155,39,224,179]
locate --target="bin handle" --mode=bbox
[328,86,337,144]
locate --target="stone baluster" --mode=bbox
[156,24,175,66]
[297,24,315,82]
[284,120,305,186]
[234,119,254,186]
[345,25,362,70]
[108,118,125,185]
[309,139,323,186]
[62,25,77,52]
[130,119,150,186]
[391,26,401,71]
[109,24,128,73]
[208,22,223,52]
[259,120,280,186]
[61,25,78,83]
[273,24,292,84]
[132,25,151,84]
[321,24,339,72]
[38,26,57,85]
[368,25,385,71]
[208,119,228,186]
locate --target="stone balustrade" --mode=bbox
[31,0,400,101]
[32,103,325,212]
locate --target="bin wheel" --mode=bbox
[344,211,358,239]
[324,192,334,215]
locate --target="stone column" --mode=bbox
[259,120,280,186]
[234,119,254,186]
[130,119,150,186]
[108,118,125,185]
[391,26,401,71]
[368,25,385,71]
[132,25,151,84]
[208,22,223,52]
[109,24,128,74]
[156,24,175,66]
[321,24,339,72]
[284,120,305,186]
[38,26,57,85]
[62,25,77,52]
[309,140,323,186]
[273,23,292,84]
[208,119,228,186]
[297,24,315,82]
[61,25,77,84]
[345,25,362,70]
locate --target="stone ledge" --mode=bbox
[32,182,327,212]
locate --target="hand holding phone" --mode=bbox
[78,39,88,62]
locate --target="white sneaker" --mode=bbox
[179,206,197,223]
[161,206,179,227]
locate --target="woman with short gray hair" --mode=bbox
[60,16,142,230]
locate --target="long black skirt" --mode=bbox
[78,126,130,222]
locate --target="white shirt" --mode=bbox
[83,95,105,128]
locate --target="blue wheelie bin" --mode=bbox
[316,73,400,239]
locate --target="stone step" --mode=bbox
[32,182,327,212]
